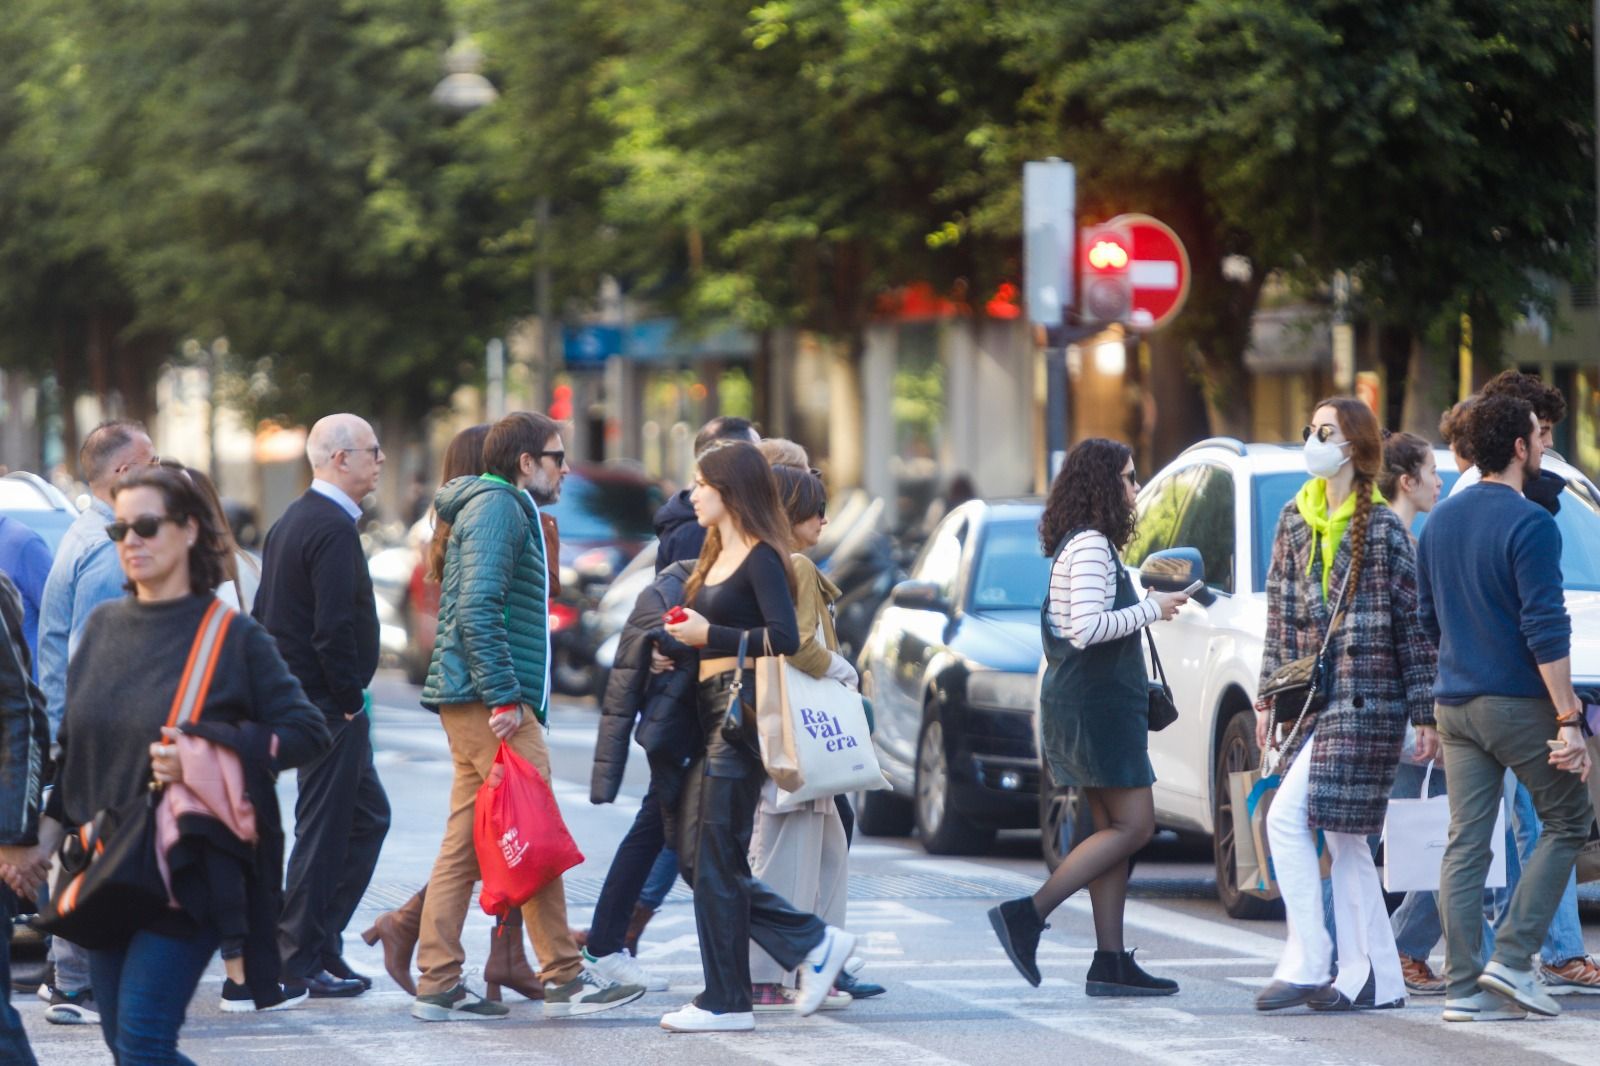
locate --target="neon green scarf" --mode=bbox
[1294,478,1385,599]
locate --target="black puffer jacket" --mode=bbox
[653,491,706,573]
[590,562,699,804]
[0,574,47,847]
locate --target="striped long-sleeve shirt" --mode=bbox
[1046,530,1159,650]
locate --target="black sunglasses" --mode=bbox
[106,515,179,542]
[536,450,566,466]
[1302,424,1343,444]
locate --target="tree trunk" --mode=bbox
[1399,331,1452,439]
[1147,330,1211,467]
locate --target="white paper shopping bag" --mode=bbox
[1381,762,1507,893]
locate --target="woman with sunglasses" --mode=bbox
[989,438,1188,995]
[1252,402,1437,1013]
[0,465,328,1063]
[659,440,857,1032]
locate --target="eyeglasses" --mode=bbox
[1302,424,1344,444]
[536,450,566,466]
[106,515,178,542]
[1121,471,1139,486]
[342,445,383,460]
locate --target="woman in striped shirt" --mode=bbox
[989,438,1188,996]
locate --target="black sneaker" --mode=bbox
[43,986,99,1025]
[221,979,310,1013]
[987,897,1048,987]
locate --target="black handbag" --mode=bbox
[720,629,753,746]
[1144,630,1178,732]
[1259,568,1350,726]
[34,600,235,948]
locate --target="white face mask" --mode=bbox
[1304,436,1350,480]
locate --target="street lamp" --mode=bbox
[432,34,557,416]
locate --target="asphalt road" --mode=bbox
[17,670,1600,1065]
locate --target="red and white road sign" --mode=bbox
[1110,213,1190,331]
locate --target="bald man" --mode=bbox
[255,414,389,1000]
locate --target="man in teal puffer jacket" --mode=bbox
[411,411,644,1022]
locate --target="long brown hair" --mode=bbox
[682,441,797,603]
[771,464,827,551]
[1315,396,1383,595]
[1038,438,1135,554]
[427,424,491,582]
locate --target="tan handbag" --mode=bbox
[754,633,802,792]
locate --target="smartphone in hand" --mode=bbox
[1182,579,1204,597]
[663,606,688,625]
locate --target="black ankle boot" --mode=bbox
[987,897,1049,987]
[1085,949,1179,997]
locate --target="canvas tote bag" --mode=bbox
[754,633,887,804]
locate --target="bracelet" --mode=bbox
[1556,711,1582,727]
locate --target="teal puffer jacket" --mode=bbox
[421,475,550,720]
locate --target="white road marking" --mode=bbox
[1386,1003,1600,1066]
[697,1010,976,1066]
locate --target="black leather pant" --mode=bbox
[677,669,827,1013]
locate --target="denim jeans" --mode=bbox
[0,887,39,1066]
[588,768,681,957]
[639,849,680,911]
[88,926,218,1066]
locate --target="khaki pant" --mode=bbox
[415,702,583,995]
[747,786,849,986]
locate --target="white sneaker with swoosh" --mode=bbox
[795,927,857,1017]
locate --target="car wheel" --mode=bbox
[914,715,995,855]
[1039,759,1095,872]
[856,787,914,837]
[1213,709,1285,920]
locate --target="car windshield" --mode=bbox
[540,473,661,541]
[1252,468,1600,593]
[969,518,1052,611]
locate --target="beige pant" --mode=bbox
[415,702,583,995]
[747,785,849,986]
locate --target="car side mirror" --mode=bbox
[890,579,950,614]
[1137,547,1216,606]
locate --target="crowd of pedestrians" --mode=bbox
[1003,370,1600,1025]
[2,369,1599,1061]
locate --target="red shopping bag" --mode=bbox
[474,742,584,919]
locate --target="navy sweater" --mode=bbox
[1416,481,1571,704]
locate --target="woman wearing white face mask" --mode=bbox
[1253,399,1438,1014]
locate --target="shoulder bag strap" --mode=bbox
[724,628,752,730]
[164,600,237,733]
[1143,628,1170,694]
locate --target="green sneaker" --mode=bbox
[544,967,646,1017]
[410,983,511,1022]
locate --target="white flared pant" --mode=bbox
[1266,732,1406,1003]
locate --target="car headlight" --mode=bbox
[966,670,1038,713]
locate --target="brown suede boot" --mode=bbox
[484,909,545,1002]
[360,887,425,996]
[622,904,657,957]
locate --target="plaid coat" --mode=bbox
[1259,498,1437,834]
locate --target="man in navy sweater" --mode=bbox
[256,413,389,999]
[1417,392,1592,1023]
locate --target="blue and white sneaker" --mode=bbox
[795,927,857,1016]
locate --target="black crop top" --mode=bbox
[691,542,799,657]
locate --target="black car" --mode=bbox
[855,499,1049,854]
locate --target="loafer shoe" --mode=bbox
[1254,980,1339,1012]
[835,971,886,1000]
[321,956,373,991]
[1442,989,1529,1023]
[286,970,366,999]
[1479,961,1560,1018]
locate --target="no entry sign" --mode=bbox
[1111,213,1190,331]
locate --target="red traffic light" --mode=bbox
[549,383,573,421]
[1086,238,1130,272]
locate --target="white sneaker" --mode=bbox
[584,948,667,992]
[1479,960,1560,1018]
[844,955,865,976]
[795,927,857,1017]
[1442,989,1529,1022]
[660,1002,755,1032]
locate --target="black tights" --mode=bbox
[1031,786,1154,952]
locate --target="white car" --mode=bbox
[1037,437,1600,918]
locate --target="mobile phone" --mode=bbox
[1182,579,1204,597]
[1548,739,1568,751]
[663,606,688,625]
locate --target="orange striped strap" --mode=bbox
[164,599,235,732]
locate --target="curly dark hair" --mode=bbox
[1439,396,1477,462]
[1468,393,1537,475]
[110,465,230,596]
[1482,369,1566,427]
[1038,438,1135,554]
